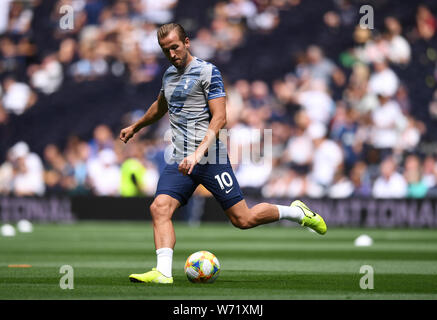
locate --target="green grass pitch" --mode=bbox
[1,221,437,300]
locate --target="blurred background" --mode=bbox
[1,0,437,225]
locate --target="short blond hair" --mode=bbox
[157,23,187,43]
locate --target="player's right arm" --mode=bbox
[119,93,168,143]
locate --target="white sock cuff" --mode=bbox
[276,204,304,222]
[276,205,287,220]
[156,247,173,256]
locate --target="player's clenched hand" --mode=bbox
[119,125,136,143]
[178,152,201,175]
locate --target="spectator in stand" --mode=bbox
[355,30,390,65]
[128,44,160,84]
[64,138,91,195]
[296,45,346,88]
[307,121,343,190]
[225,0,257,24]
[327,167,354,199]
[262,168,305,199]
[330,102,360,171]
[270,119,292,165]
[58,38,78,68]
[43,143,77,195]
[1,76,36,115]
[136,22,162,56]
[120,141,147,197]
[0,147,14,194]
[396,115,424,153]
[83,0,106,26]
[395,84,412,114]
[224,79,246,128]
[335,0,358,27]
[0,36,25,76]
[384,16,411,65]
[370,89,407,157]
[0,101,8,125]
[6,0,33,36]
[190,28,217,61]
[142,158,159,196]
[98,1,129,34]
[271,78,298,121]
[228,113,266,168]
[137,0,178,25]
[344,62,379,115]
[372,156,407,198]
[70,42,109,82]
[210,13,244,61]
[0,0,10,35]
[235,153,272,191]
[295,79,335,126]
[88,148,120,196]
[283,110,313,176]
[350,161,372,197]
[233,79,251,107]
[248,4,280,33]
[246,80,274,123]
[43,144,65,194]
[28,53,63,95]
[88,124,115,158]
[368,58,399,98]
[404,154,428,198]
[415,5,436,42]
[422,155,437,190]
[248,80,273,109]
[9,141,45,196]
[351,25,373,64]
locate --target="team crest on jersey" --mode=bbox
[168,67,202,113]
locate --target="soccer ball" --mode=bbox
[184,250,220,283]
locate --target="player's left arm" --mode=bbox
[178,96,226,175]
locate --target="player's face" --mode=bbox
[159,30,190,69]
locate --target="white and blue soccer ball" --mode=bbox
[184,250,221,283]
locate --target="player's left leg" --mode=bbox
[224,199,327,235]
[223,199,279,229]
[195,159,327,234]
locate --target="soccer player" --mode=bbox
[120,23,327,284]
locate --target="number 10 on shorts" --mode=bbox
[214,172,233,190]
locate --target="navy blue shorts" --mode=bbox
[155,159,244,210]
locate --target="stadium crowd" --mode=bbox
[1,0,437,200]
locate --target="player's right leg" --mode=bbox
[129,163,198,284]
[129,194,180,284]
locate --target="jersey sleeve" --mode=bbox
[203,64,226,100]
